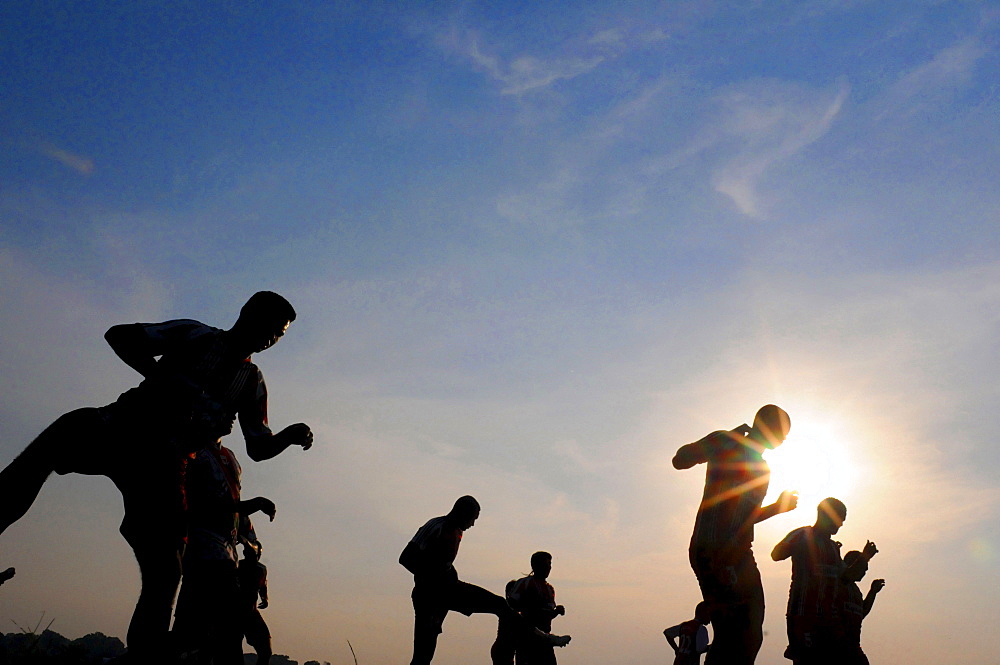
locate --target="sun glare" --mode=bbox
[764,420,860,510]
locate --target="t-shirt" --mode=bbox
[664,620,710,665]
[776,526,844,618]
[837,580,865,646]
[688,429,770,553]
[507,575,558,632]
[402,516,463,585]
[185,443,243,563]
[113,320,271,449]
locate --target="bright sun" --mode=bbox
[764,419,860,510]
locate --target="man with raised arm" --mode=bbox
[0,291,313,664]
[771,498,878,665]
[672,404,798,665]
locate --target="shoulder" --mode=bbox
[704,429,745,454]
[781,526,809,545]
[141,319,218,338]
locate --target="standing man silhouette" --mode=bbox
[672,404,797,665]
[0,291,313,664]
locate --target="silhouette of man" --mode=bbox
[771,498,878,665]
[664,601,712,665]
[173,440,274,665]
[238,538,272,665]
[672,404,797,665]
[832,550,883,665]
[498,551,566,665]
[400,496,570,665]
[0,291,313,664]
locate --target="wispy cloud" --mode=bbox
[714,80,849,218]
[38,142,95,175]
[465,34,607,95]
[874,35,990,122]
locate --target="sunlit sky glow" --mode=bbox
[2,2,999,664]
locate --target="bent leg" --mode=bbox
[0,407,106,535]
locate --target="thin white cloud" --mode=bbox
[710,79,850,218]
[467,34,607,95]
[874,35,990,122]
[38,142,95,175]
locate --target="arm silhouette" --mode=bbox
[246,423,313,462]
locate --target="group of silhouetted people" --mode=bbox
[669,405,884,665]
[0,292,309,664]
[399,496,571,665]
[0,294,883,665]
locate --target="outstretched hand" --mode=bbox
[777,490,799,514]
[863,540,878,560]
[281,423,313,450]
[870,579,885,593]
[251,497,277,521]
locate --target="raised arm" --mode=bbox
[863,579,884,616]
[771,528,802,561]
[245,424,313,462]
[105,323,161,378]
[753,490,798,524]
[673,425,750,469]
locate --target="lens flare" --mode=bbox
[764,421,859,510]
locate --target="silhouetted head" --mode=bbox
[448,495,481,531]
[230,291,297,355]
[694,601,712,625]
[751,404,791,448]
[815,497,847,535]
[531,551,553,579]
[842,550,868,582]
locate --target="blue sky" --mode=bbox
[2,1,999,663]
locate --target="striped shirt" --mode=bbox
[688,429,770,552]
[114,319,271,448]
[405,516,463,583]
[776,526,844,618]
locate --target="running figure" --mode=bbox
[672,404,797,665]
[400,496,570,665]
[770,498,878,665]
[0,292,313,664]
[664,601,712,665]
